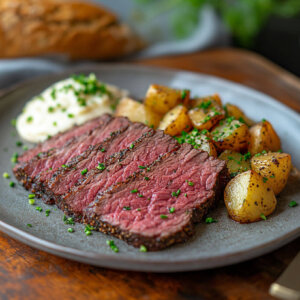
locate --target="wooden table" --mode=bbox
[0,48,299,300]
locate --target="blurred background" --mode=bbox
[0,0,300,89]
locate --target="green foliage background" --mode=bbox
[134,0,300,46]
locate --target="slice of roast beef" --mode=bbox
[17,114,112,164]
[13,116,131,202]
[57,130,180,220]
[84,144,228,251]
[43,123,154,203]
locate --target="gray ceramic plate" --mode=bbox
[0,65,299,272]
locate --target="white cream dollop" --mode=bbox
[16,74,127,143]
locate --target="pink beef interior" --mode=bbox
[18,116,130,183]
[63,130,179,216]
[85,144,226,238]
[49,123,153,195]
[17,115,111,163]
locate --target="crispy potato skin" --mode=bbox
[115,97,161,128]
[219,150,250,176]
[249,121,281,155]
[250,152,292,195]
[211,120,250,152]
[224,170,277,223]
[144,84,189,115]
[224,103,254,126]
[158,105,192,136]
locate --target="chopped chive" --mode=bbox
[26,224,32,228]
[138,166,146,169]
[81,168,88,175]
[260,213,267,220]
[23,145,28,151]
[138,194,144,198]
[3,172,10,179]
[100,148,106,152]
[169,207,175,213]
[11,152,19,163]
[67,113,74,118]
[184,193,187,197]
[123,206,131,210]
[16,141,23,147]
[48,106,55,113]
[160,214,168,219]
[144,177,150,181]
[53,121,57,126]
[50,88,56,100]
[28,194,35,199]
[63,215,75,225]
[263,177,268,183]
[45,209,50,217]
[26,116,33,123]
[136,208,141,211]
[262,118,266,122]
[68,228,75,233]
[9,181,15,187]
[97,163,105,170]
[288,201,298,208]
[270,174,275,178]
[130,189,138,194]
[146,167,151,171]
[181,89,188,99]
[35,206,42,212]
[140,245,147,252]
[62,164,67,168]
[187,181,194,186]
[205,217,217,224]
[28,199,35,205]
[11,119,17,127]
[171,189,181,197]
[130,143,134,149]
[106,240,119,252]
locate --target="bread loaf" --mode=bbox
[0,0,144,59]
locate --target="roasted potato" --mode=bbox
[224,170,277,223]
[224,103,254,126]
[189,94,222,109]
[158,105,192,136]
[115,97,161,128]
[177,129,217,157]
[248,120,281,155]
[188,100,225,131]
[144,84,189,115]
[250,152,292,195]
[219,150,250,177]
[211,118,250,152]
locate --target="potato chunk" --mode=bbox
[224,170,277,223]
[211,118,250,152]
[224,103,254,126]
[176,129,217,157]
[115,97,161,128]
[158,105,192,136]
[144,84,189,115]
[188,98,225,131]
[219,150,250,177]
[248,120,281,155]
[250,152,291,195]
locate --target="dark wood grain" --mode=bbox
[0,48,299,300]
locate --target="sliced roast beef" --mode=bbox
[17,114,112,164]
[57,130,180,220]
[84,144,228,251]
[13,116,131,201]
[43,123,154,203]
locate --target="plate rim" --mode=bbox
[0,63,299,272]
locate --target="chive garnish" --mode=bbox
[68,228,74,233]
[63,215,75,225]
[169,207,175,213]
[9,181,15,187]
[16,141,23,147]
[138,166,146,169]
[35,206,42,212]
[28,194,35,199]
[160,215,168,219]
[84,225,94,236]
[130,143,134,149]
[140,245,147,252]
[45,209,50,217]
[26,224,32,228]
[171,189,181,197]
[97,163,105,170]
[123,206,131,210]
[26,116,33,123]
[11,119,16,127]
[3,172,10,179]
[263,177,268,183]
[106,240,119,252]
[260,213,267,220]
[144,177,149,181]
[28,199,35,205]
[81,168,88,175]
[187,181,194,186]
[67,113,74,118]
[130,189,138,194]
[100,148,106,152]
[288,201,298,208]
[205,217,217,224]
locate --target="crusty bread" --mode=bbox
[0,0,144,59]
